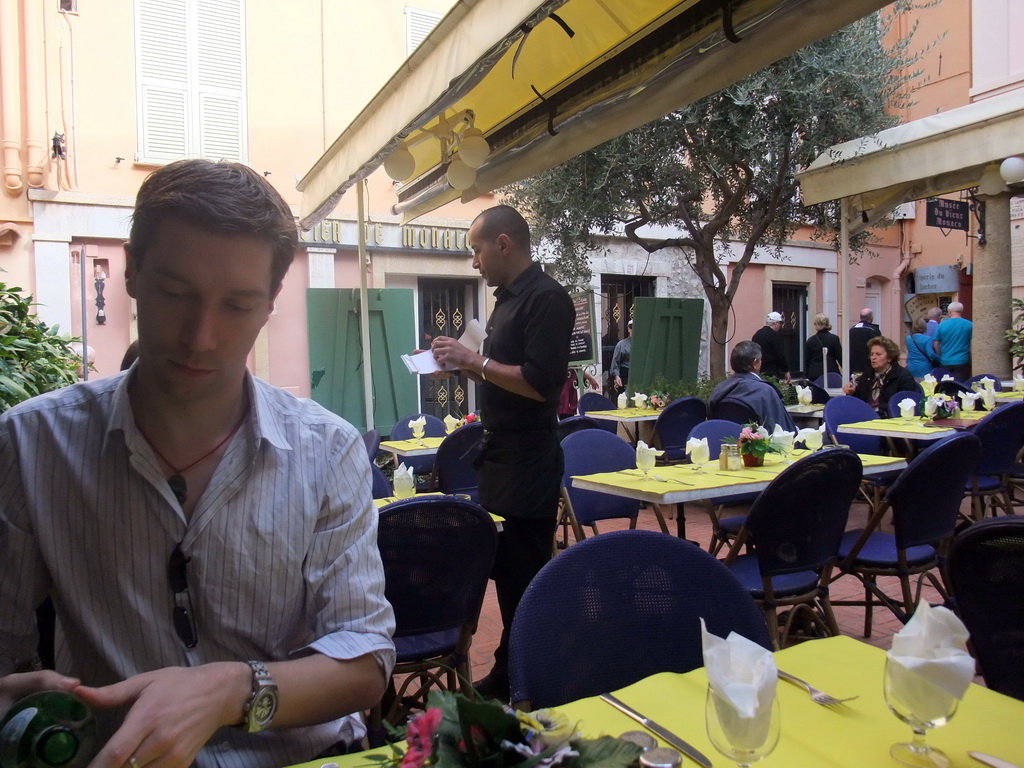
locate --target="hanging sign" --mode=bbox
[568,291,598,366]
[925,199,969,231]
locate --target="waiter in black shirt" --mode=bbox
[430,205,574,701]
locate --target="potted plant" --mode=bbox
[725,423,783,467]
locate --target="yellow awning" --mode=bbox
[298,0,890,227]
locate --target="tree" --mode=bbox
[0,283,80,410]
[508,8,927,379]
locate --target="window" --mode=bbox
[405,7,443,55]
[60,0,78,12]
[135,0,246,164]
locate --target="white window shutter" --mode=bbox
[136,0,190,163]
[196,0,246,162]
[406,8,443,55]
[140,86,190,161]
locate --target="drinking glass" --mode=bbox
[636,449,656,480]
[688,442,710,473]
[883,658,958,768]
[411,422,425,444]
[705,685,780,768]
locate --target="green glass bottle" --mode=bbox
[0,691,97,768]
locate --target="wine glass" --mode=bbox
[883,658,958,768]
[636,448,656,480]
[705,684,780,768]
[774,432,795,464]
[688,441,710,473]
[411,421,426,445]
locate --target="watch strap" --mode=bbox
[239,660,278,733]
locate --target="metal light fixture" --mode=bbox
[999,156,1024,185]
[977,163,1006,196]
[445,158,477,190]
[382,109,490,185]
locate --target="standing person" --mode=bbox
[751,311,790,381]
[848,308,881,376]
[905,316,938,379]
[430,205,574,701]
[925,307,943,338]
[610,320,632,392]
[933,301,973,380]
[707,341,797,432]
[804,313,843,384]
[0,160,396,768]
[843,336,920,417]
[558,367,601,419]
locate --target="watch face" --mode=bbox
[251,690,278,728]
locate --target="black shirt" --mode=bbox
[481,263,575,433]
[751,325,789,379]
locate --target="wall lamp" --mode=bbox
[977,156,1024,196]
[383,109,491,191]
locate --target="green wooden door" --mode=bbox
[629,297,704,391]
[306,288,419,435]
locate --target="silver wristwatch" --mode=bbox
[239,660,278,733]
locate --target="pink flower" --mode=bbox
[401,708,443,768]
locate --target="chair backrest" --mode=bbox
[823,395,884,454]
[370,463,392,499]
[556,414,603,442]
[362,429,381,464]
[947,515,1024,701]
[710,398,759,426]
[577,392,618,432]
[936,379,975,403]
[435,422,484,498]
[390,413,447,474]
[930,366,954,380]
[743,449,862,576]
[965,373,1003,391]
[653,397,708,460]
[813,372,843,388]
[886,390,924,418]
[884,433,980,549]
[687,419,742,457]
[560,429,641,525]
[508,530,771,708]
[971,402,1024,477]
[378,497,498,640]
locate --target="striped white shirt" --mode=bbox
[0,371,396,767]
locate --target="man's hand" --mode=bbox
[76,663,249,768]
[614,375,623,388]
[430,336,481,373]
[0,670,80,714]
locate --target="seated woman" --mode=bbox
[843,335,920,417]
[804,313,843,383]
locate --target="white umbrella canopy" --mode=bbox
[298,0,891,227]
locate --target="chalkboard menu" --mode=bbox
[568,291,598,366]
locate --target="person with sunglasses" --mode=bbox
[0,160,395,768]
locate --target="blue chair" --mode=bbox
[836,433,981,637]
[947,515,1024,701]
[652,396,707,464]
[362,428,381,465]
[370,463,392,499]
[577,392,617,433]
[813,372,843,388]
[964,403,1024,520]
[556,414,603,442]
[686,419,751,555]
[936,379,983,408]
[434,422,484,501]
[886,390,924,419]
[508,530,772,709]
[710,397,759,426]
[930,366,954,380]
[559,429,668,542]
[390,413,447,478]
[823,395,901,514]
[369,497,498,740]
[724,448,863,648]
[964,373,1003,391]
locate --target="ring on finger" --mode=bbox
[129,757,140,768]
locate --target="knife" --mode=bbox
[969,751,1023,768]
[599,693,713,767]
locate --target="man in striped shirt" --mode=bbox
[0,160,395,768]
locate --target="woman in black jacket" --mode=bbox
[843,335,921,417]
[804,313,843,383]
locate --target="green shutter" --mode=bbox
[629,297,704,391]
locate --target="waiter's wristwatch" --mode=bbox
[239,660,278,733]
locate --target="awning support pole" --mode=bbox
[840,197,851,387]
[357,182,375,432]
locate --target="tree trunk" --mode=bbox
[708,294,731,380]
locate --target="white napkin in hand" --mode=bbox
[886,602,974,724]
[796,423,826,450]
[701,619,778,748]
[958,391,980,412]
[795,385,812,406]
[393,463,416,498]
[443,414,461,434]
[769,424,794,451]
[684,436,709,465]
[898,398,918,419]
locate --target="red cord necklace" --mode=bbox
[137,411,248,505]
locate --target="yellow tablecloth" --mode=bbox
[587,408,662,420]
[838,418,957,435]
[380,437,445,453]
[283,636,1024,768]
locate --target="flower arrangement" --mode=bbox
[723,424,783,467]
[919,394,959,420]
[648,390,669,409]
[382,690,641,768]
[457,412,480,429]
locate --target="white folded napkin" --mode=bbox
[632,393,648,408]
[898,398,918,419]
[393,463,416,498]
[636,440,664,468]
[617,392,628,409]
[980,377,996,392]
[1014,374,1024,393]
[981,389,996,410]
[941,374,954,382]
[684,437,709,465]
[958,391,980,412]
[886,602,974,724]
[795,423,826,450]
[701,619,777,747]
[923,397,939,417]
[769,424,795,451]
[443,414,461,434]
[408,415,426,434]
[921,375,937,396]
[795,385,812,406]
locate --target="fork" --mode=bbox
[777,670,858,706]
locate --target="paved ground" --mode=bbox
[467,495,951,682]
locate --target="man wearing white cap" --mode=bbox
[751,311,790,382]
